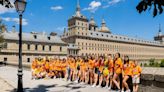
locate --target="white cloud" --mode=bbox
[0,0,15,14]
[55,26,66,31]
[51,6,63,11]
[102,0,123,8]
[83,1,101,12]
[2,17,28,26]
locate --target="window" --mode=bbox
[35,45,38,50]
[49,46,51,51]
[34,35,37,39]
[48,37,50,40]
[27,58,30,62]
[42,45,45,51]
[27,44,30,50]
[60,46,62,52]
[4,58,7,62]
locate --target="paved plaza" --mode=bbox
[0,66,117,92]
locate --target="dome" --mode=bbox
[89,16,96,26]
[99,19,111,33]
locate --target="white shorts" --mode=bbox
[132,75,140,84]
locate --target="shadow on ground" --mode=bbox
[5,82,84,92]
[6,84,57,92]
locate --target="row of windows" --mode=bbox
[27,44,62,51]
[89,32,159,45]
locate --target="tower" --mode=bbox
[154,24,164,45]
[89,15,98,31]
[99,18,111,33]
[67,0,89,37]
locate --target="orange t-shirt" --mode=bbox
[61,62,67,71]
[99,64,104,73]
[45,62,50,70]
[88,59,95,69]
[114,58,123,74]
[108,60,114,73]
[80,61,86,71]
[70,61,76,70]
[133,65,142,75]
[123,63,133,76]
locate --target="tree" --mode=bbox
[136,0,164,17]
[0,35,4,43]
[0,0,13,8]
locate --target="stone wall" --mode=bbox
[139,67,164,92]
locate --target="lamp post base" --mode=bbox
[17,69,23,92]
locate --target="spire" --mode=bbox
[12,25,16,33]
[159,24,161,32]
[158,24,162,36]
[89,14,96,26]
[76,0,80,12]
[101,18,106,26]
[75,0,81,17]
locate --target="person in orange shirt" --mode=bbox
[84,57,89,84]
[74,56,82,83]
[122,56,133,92]
[88,56,95,85]
[31,58,38,79]
[61,58,67,79]
[65,57,71,81]
[79,57,87,84]
[96,56,105,88]
[92,56,100,87]
[70,57,76,81]
[105,54,114,89]
[113,53,123,91]
[132,60,142,92]
[44,60,50,72]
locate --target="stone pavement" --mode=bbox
[0,76,14,92]
[0,66,117,92]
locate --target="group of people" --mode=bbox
[31,53,142,92]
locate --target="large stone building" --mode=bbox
[0,26,67,63]
[61,1,164,61]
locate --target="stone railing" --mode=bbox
[140,67,164,92]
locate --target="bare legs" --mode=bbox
[113,73,120,90]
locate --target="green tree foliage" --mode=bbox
[149,58,155,66]
[160,59,164,67]
[136,0,164,17]
[0,0,13,8]
[0,35,4,43]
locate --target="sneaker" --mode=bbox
[74,80,78,83]
[80,82,85,85]
[108,86,111,90]
[103,86,108,89]
[121,90,124,92]
[125,89,130,92]
[91,84,96,87]
[96,85,101,88]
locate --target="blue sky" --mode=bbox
[0,0,164,40]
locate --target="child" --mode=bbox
[132,60,142,92]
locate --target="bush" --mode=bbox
[149,58,155,67]
[154,62,160,67]
[160,59,164,67]
[144,63,147,67]
[140,63,142,67]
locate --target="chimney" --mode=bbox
[50,32,57,36]
[12,25,16,32]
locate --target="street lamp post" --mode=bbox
[14,0,27,92]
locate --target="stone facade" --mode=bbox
[61,1,164,61]
[0,31,67,63]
